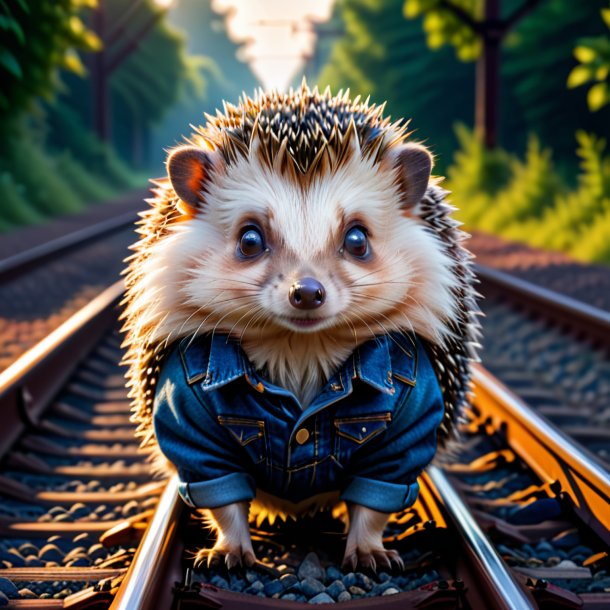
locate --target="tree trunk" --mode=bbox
[475,0,501,149]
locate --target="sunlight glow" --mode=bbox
[212,0,335,91]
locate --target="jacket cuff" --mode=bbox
[340,476,420,513]
[178,472,256,508]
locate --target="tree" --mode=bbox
[0,0,100,127]
[149,0,259,167]
[567,6,610,112]
[404,0,545,148]
[317,0,474,169]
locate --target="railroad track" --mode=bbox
[0,257,609,607]
[0,196,142,372]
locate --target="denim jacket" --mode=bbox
[153,331,445,513]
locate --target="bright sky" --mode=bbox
[212,0,335,90]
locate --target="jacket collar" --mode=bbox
[179,331,415,395]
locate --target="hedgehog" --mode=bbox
[120,82,480,571]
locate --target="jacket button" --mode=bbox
[295,428,310,444]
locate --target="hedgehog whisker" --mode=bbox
[208,278,262,288]
[347,310,382,347]
[226,304,264,339]
[239,306,267,344]
[339,313,359,345]
[352,297,416,337]
[184,302,251,351]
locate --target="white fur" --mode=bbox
[132,144,459,407]
[198,501,255,568]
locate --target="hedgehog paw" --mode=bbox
[195,542,257,569]
[342,545,404,573]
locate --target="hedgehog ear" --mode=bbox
[389,143,433,208]
[167,146,215,213]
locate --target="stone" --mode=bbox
[326,566,342,583]
[356,573,373,591]
[298,552,324,581]
[245,581,264,594]
[17,543,38,557]
[301,577,325,598]
[0,579,18,598]
[38,544,64,563]
[337,591,351,602]
[279,574,299,590]
[382,587,400,596]
[309,592,335,604]
[210,575,229,589]
[263,580,284,597]
[348,586,366,596]
[281,593,297,601]
[0,592,8,606]
[342,572,357,588]
[326,580,346,599]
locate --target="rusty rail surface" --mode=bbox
[0,281,125,459]
[472,365,610,547]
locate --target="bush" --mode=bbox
[448,126,610,264]
[446,124,513,226]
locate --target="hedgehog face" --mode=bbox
[148,138,457,351]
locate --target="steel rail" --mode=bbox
[473,364,610,545]
[109,475,182,610]
[426,467,536,610]
[0,207,141,283]
[0,280,124,458]
[475,263,610,344]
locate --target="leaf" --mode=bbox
[0,49,22,78]
[602,8,610,30]
[567,65,593,88]
[596,65,609,81]
[574,45,596,64]
[588,82,610,111]
[61,49,85,76]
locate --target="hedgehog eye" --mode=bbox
[238,226,265,258]
[344,226,369,259]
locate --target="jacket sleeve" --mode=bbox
[340,339,445,513]
[153,346,256,509]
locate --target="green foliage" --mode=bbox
[150,0,259,166]
[447,124,512,224]
[110,1,200,128]
[0,171,45,228]
[1,134,83,216]
[46,101,137,188]
[319,0,610,166]
[0,0,100,120]
[448,128,610,264]
[317,0,474,167]
[55,152,115,203]
[0,124,138,231]
[567,6,610,111]
[404,0,481,61]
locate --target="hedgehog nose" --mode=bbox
[289,277,326,310]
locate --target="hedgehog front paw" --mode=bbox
[195,541,257,569]
[343,503,405,572]
[342,544,404,573]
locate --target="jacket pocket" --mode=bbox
[218,416,267,464]
[333,413,391,466]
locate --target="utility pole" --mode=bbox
[439,0,544,148]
